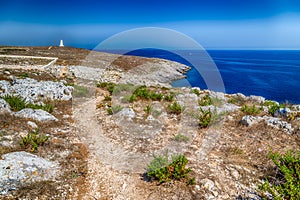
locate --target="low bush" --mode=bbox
[20,130,49,152]
[97,82,116,95]
[240,104,262,115]
[132,86,164,101]
[199,95,212,106]
[164,93,175,102]
[104,95,112,101]
[168,102,183,114]
[190,88,200,96]
[259,149,300,200]
[198,108,212,128]
[144,105,153,116]
[147,152,194,184]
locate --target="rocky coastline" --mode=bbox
[0,46,299,199]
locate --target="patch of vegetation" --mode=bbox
[97,82,116,95]
[144,105,153,116]
[168,102,183,115]
[190,88,200,96]
[133,86,164,101]
[199,95,212,106]
[107,105,123,115]
[259,149,300,200]
[198,108,212,128]
[164,93,175,102]
[227,95,246,105]
[147,151,194,184]
[20,130,49,152]
[3,95,54,113]
[73,85,89,97]
[240,104,262,115]
[198,108,225,128]
[174,133,190,143]
[104,95,112,101]
[17,72,29,78]
[263,101,287,116]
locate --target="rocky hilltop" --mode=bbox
[0,46,299,199]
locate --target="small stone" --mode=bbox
[201,178,215,191]
[27,121,38,129]
[231,169,240,180]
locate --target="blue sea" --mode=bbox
[105,49,300,104]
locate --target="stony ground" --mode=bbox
[0,46,299,199]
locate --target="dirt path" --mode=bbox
[73,97,150,173]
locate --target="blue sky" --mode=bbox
[1,0,300,49]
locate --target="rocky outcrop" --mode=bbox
[241,115,293,134]
[14,108,58,122]
[0,78,73,104]
[265,117,294,134]
[0,151,59,195]
[241,115,263,127]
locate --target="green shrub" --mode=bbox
[198,108,212,128]
[17,72,29,78]
[240,104,262,115]
[164,94,175,102]
[168,102,183,114]
[104,95,112,101]
[144,105,153,115]
[199,95,212,106]
[132,86,164,101]
[3,95,26,111]
[190,88,200,96]
[3,95,54,113]
[20,130,49,152]
[97,82,116,95]
[259,149,300,200]
[174,133,190,143]
[147,152,193,184]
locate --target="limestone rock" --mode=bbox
[248,95,265,103]
[0,78,73,104]
[14,108,58,122]
[27,121,38,129]
[0,151,59,195]
[241,115,263,126]
[0,99,11,113]
[115,108,135,119]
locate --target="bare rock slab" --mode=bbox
[14,108,58,122]
[0,151,59,195]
